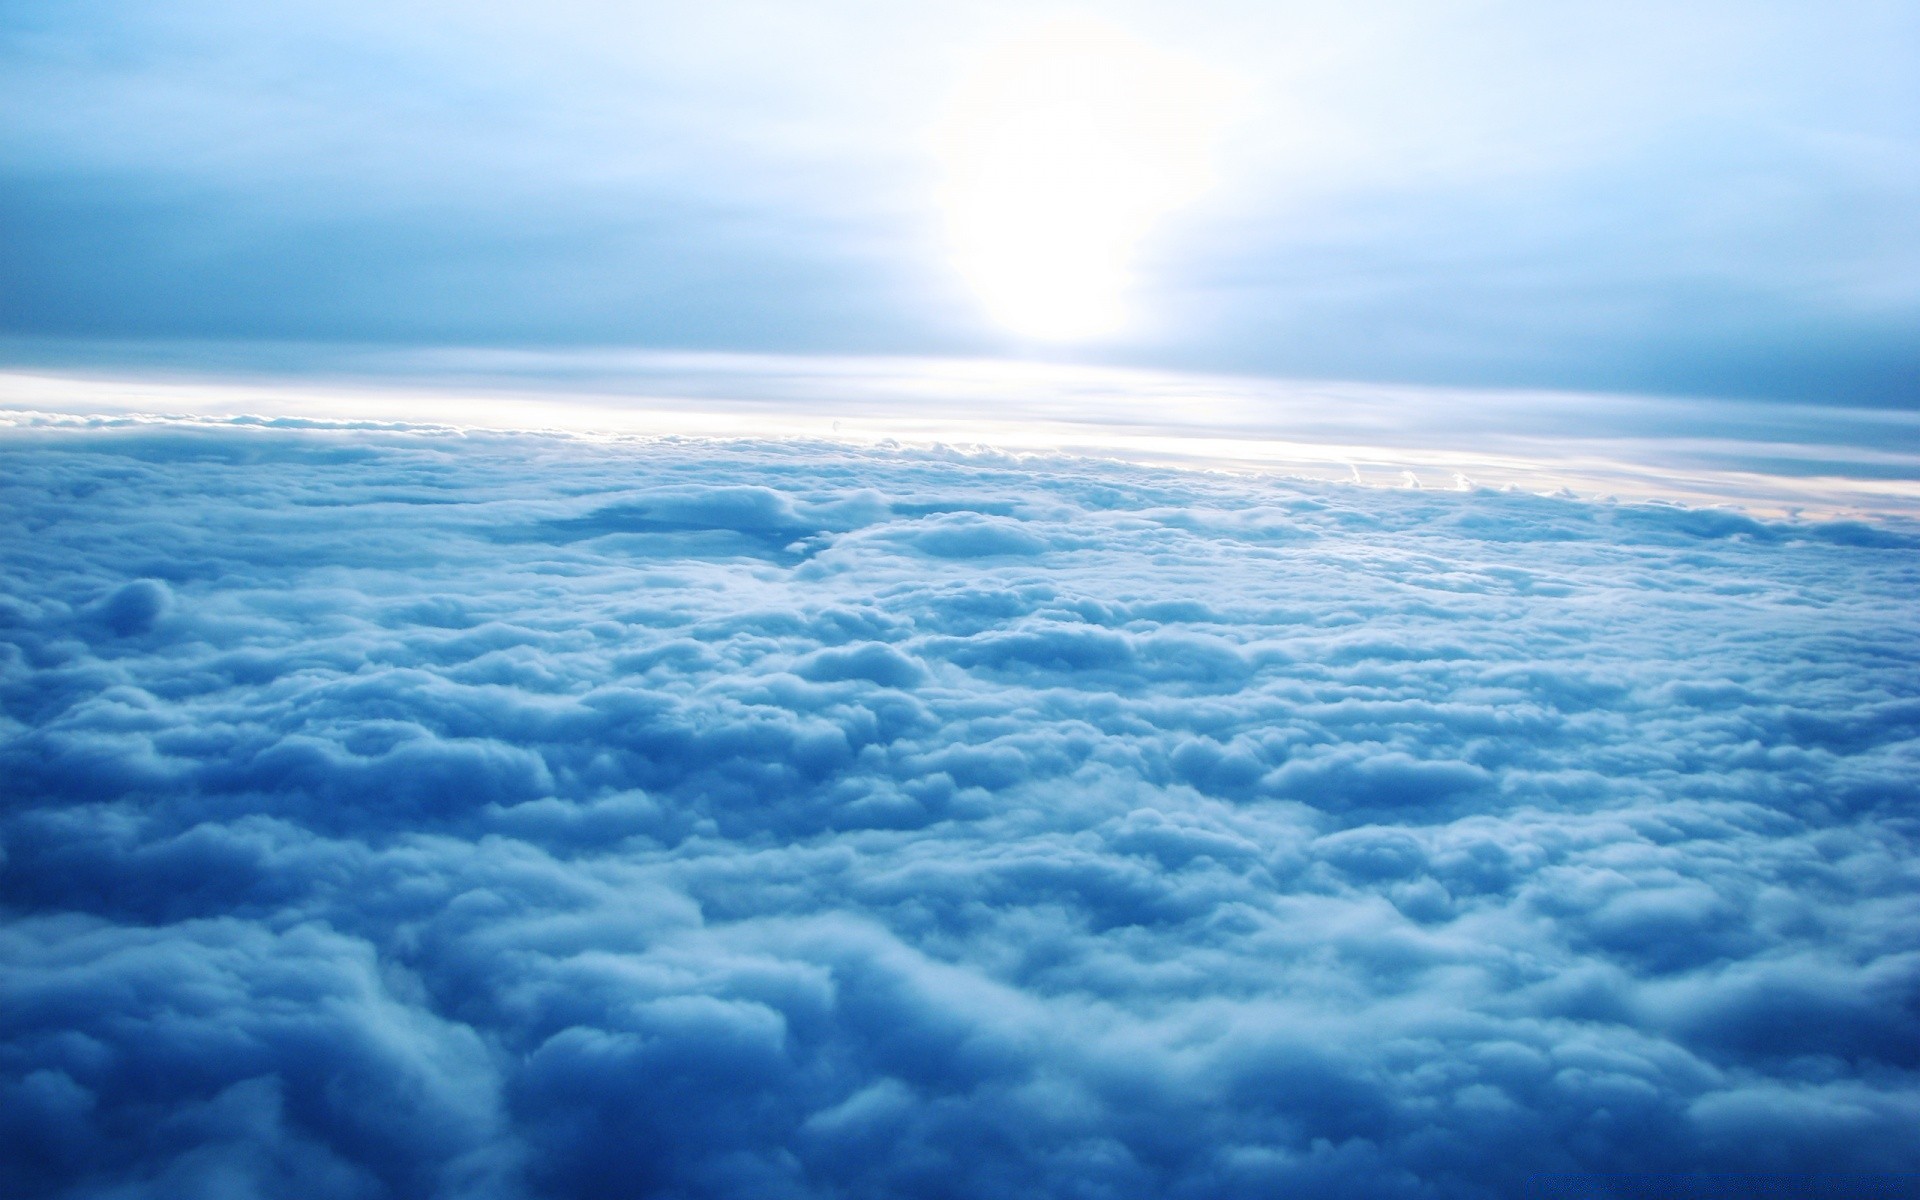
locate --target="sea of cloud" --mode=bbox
[2,421,1918,1199]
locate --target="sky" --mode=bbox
[3,0,1917,403]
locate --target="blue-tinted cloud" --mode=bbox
[3,422,1919,1197]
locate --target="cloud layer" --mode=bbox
[3,423,1919,1198]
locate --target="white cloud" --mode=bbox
[2,422,1918,1197]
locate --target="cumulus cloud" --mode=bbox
[2,423,1919,1198]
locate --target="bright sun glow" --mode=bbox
[935,17,1240,342]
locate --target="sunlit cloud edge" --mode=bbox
[3,348,1917,523]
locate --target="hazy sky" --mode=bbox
[3,0,1916,402]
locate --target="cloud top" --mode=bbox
[2,423,1918,1198]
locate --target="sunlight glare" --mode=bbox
[936,17,1240,342]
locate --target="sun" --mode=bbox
[934,16,1240,343]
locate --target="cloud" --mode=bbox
[2,422,1919,1198]
[83,578,174,638]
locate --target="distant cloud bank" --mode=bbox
[6,354,1919,520]
[3,422,1919,1198]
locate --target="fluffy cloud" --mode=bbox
[3,422,1918,1199]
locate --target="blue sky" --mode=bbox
[3,0,1916,402]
